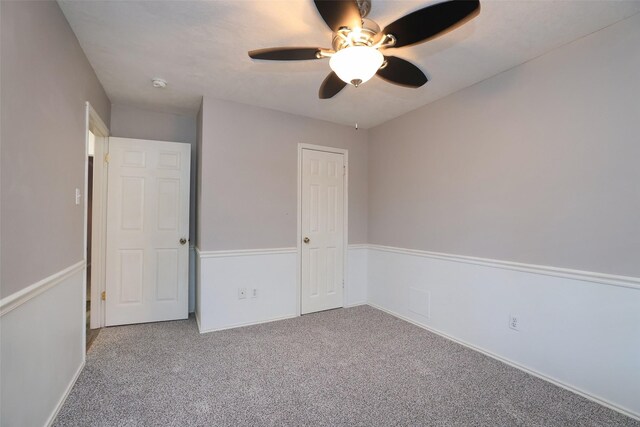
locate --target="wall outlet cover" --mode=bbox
[509,314,520,331]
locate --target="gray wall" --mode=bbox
[368,14,640,277]
[1,0,111,297]
[196,99,203,249]
[110,104,197,244]
[111,104,196,143]
[198,97,368,251]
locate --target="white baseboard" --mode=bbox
[198,313,298,334]
[344,301,367,308]
[46,361,85,427]
[368,302,639,421]
[196,302,366,333]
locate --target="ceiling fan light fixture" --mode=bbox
[249,0,480,98]
[329,46,384,87]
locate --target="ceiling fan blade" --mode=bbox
[377,56,428,88]
[248,47,324,61]
[313,0,362,32]
[319,71,347,99]
[383,0,480,49]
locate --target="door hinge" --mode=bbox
[101,291,106,301]
[343,165,346,176]
[104,153,110,163]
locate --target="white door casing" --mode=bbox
[105,137,190,326]
[300,147,346,315]
[86,102,109,330]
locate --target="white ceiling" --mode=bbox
[59,0,640,129]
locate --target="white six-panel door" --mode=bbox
[301,148,345,315]
[105,137,190,326]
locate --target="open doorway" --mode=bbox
[85,102,109,351]
[86,131,98,349]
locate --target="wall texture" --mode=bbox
[198,97,368,250]
[368,13,640,277]
[111,104,197,144]
[1,0,111,297]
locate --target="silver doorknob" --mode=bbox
[303,237,310,244]
[180,238,187,245]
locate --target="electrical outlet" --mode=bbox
[251,288,258,298]
[238,288,247,299]
[509,314,520,331]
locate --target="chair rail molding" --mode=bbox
[195,247,297,258]
[367,244,640,290]
[0,260,86,316]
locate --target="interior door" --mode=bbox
[105,137,190,326]
[301,148,345,314]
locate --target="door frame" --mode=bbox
[84,102,109,340]
[296,143,349,316]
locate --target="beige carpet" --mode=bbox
[54,306,638,426]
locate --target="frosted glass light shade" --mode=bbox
[329,46,384,86]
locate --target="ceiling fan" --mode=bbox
[248,0,480,99]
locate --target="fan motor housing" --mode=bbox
[332,18,383,51]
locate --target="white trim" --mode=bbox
[45,361,85,427]
[194,245,368,256]
[0,261,85,316]
[195,311,202,332]
[367,244,640,291]
[347,244,368,250]
[189,246,196,313]
[297,147,302,317]
[367,302,640,421]
[86,102,109,137]
[297,143,349,316]
[298,143,348,155]
[85,102,110,331]
[197,313,297,334]
[344,301,367,308]
[195,247,297,258]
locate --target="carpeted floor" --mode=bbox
[54,306,637,426]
